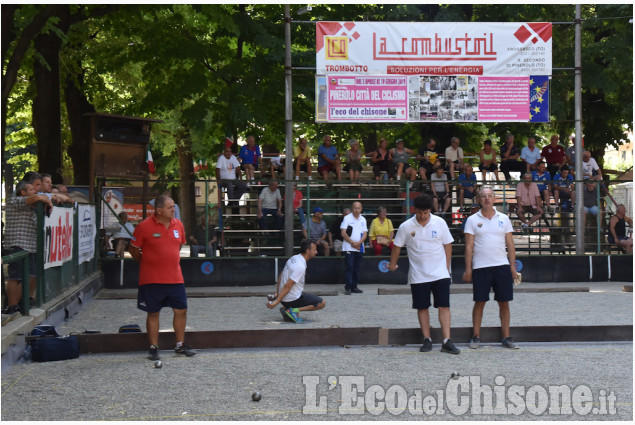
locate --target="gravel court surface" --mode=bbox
[55,290,633,334]
[1,342,632,421]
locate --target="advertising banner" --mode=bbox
[44,207,74,270]
[77,205,96,264]
[316,22,552,76]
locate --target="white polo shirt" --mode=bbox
[393,214,453,284]
[278,254,307,302]
[464,209,513,269]
[340,213,368,252]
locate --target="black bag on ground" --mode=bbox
[31,335,80,362]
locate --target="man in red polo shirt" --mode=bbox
[129,195,196,360]
[541,134,566,178]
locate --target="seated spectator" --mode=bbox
[520,136,543,173]
[293,137,313,180]
[608,204,633,253]
[343,139,364,183]
[216,146,248,207]
[257,180,283,230]
[238,135,262,185]
[390,138,417,189]
[499,133,524,180]
[303,207,329,256]
[328,207,350,255]
[458,165,478,208]
[541,134,566,178]
[283,183,306,227]
[444,136,464,179]
[189,215,218,257]
[370,137,394,181]
[269,154,285,178]
[317,135,342,181]
[106,211,135,258]
[515,172,544,229]
[552,168,575,211]
[531,162,553,211]
[581,150,618,208]
[430,166,451,214]
[368,207,395,255]
[416,138,439,181]
[583,181,601,228]
[478,139,500,182]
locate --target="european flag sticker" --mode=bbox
[529,75,549,123]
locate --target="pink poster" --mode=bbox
[327,75,407,122]
[478,76,530,121]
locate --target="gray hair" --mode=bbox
[15,180,30,195]
[155,195,172,209]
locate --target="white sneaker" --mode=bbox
[308,176,313,181]
[295,176,299,180]
[408,181,414,190]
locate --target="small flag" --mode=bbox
[529,75,550,123]
[146,146,156,174]
[225,137,234,148]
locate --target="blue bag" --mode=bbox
[31,335,80,362]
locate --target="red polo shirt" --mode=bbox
[131,215,186,285]
[541,145,566,165]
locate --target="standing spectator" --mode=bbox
[565,136,578,172]
[552,167,575,210]
[444,136,464,179]
[2,181,53,314]
[106,211,135,258]
[390,139,417,189]
[22,171,42,193]
[284,183,305,227]
[531,162,553,211]
[266,239,324,323]
[515,172,544,229]
[368,206,395,255]
[149,193,181,220]
[583,181,600,228]
[416,138,439,181]
[458,164,478,209]
[340,201,367,295]
[499,133,524,181]
[370,138,394,181]
[128,195,196,360]
[328,207,350,255]
[216,146,248,207]
[463,187,519,350]
[257,180,283,230]
[189,215,217,257]
[387,194,460,354]
[343,139,364,183]
[608,205,633,253]
[293,137,313,180]
[430,166,451,215]
[302,207,329,256]
[40,172,53,193]
[40,172,71,204]
[478,140,499,182]
[541,134,566,178]
[238,135,262,185]
[317,135,342,181]
[520,136,542,173]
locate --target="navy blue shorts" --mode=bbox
[137,283,188,313]
[473,265,513,302]
[463,189,476,199]
[282,292,323,309]
[6,247,36,280]
[410,278,451,310]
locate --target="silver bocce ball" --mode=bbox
[154,360,162,368]
[451,371,460,379]
[252,391,262,402]
[266,294,276,302]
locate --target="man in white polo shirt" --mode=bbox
[267,239,324,323]
[388,194,460,355]
[462,186,519,349]
[341,201,368,295]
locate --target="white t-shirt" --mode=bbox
[582,158,599,178]
[259,187,281,210]
[340,213,368,252]
[445,146,464,162]
[216,155,241,180]
[464,209,513,269]
[393,214,453,284]
[278,253,307,302]
[520,146,542,165]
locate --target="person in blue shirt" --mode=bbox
[531,162,553,212]
[317,135,342,181]
[458,164,479,209]
[552,167,575,211]
[238,135,262,185]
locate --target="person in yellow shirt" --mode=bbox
[369,206,394,255]
[293,137,313,180]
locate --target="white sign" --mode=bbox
[78,205,96,264]
[43,206,74,269]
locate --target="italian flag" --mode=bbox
[146,145,156,175]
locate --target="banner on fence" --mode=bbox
[315,21,551,123]
[78,205,96,264]
[44,207,74,270]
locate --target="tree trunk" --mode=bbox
[32,6,69,183]
[64,61,95,185]
[176,125,196,237]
